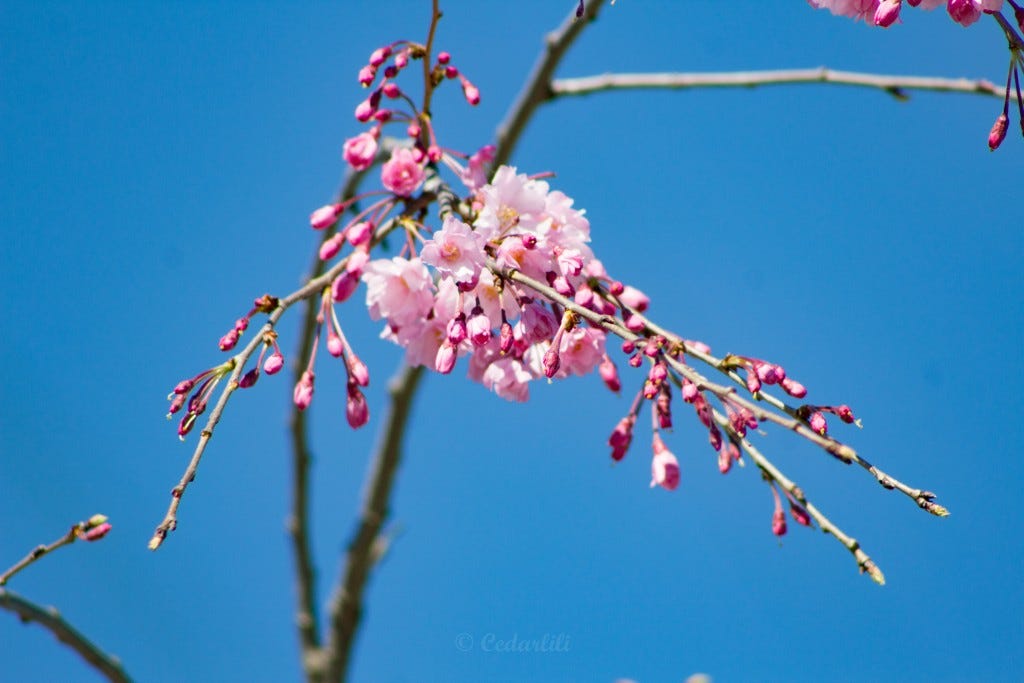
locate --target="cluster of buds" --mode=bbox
[720,354,806,398]
[767,480,812,537]
[217,294,279,352]
[796,403,860,436]
[809,0,1024,150]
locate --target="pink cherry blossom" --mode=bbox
[474,166,548,240]
[650,434,680,490]
[343,132,378,171]
[557,327,605,377]
[380,147,425,197]
[362,256,435,328]
[419,215,486,285]
[480,356,532,402]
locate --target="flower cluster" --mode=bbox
[807,0,1005,28]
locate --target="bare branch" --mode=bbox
[0,588,132,683]
[551,68,1004,100]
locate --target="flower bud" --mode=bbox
[989,113,1008,152]
[264,351,284,375]
[310,203,341,230]
[346,381,369,428]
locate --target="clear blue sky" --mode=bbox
[2,2,1022,682]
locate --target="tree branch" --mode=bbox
[0,588,132,683]
[319,363,424,683]
[550,68,1004,100]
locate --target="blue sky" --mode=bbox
[2,2,1022,682]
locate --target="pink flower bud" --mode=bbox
[542,345,561,378]
[650,435,680,490]
[621,340,635,354]
[625,313,645,333]
[310,203,341,230]
[327,330,344,357]
[521,234,537,249]
[873,0,902,27]
[835,404,856,423]
[772,509,787,536]
[219,328,239,351]
[790,502,812,527]
[235,317,249,333]
[355,98,376,122]
[628,353,642,368]
[619,285,649,312]
[681,381,698,403]
[83,522,112,542]
[708,424,722,451]
[461,78,480,105]
[382,82,401,98]
[608,415,635,461]
[407,123,421,138]
[167,393,187,415]
[293,370,315,410]
[239,367,260,388]
[394,51,409,69]
[369,46,392,67]
[358,65,376,87]
[599,357,620,393]
[989,113,1009,151]
[172,379,196,395]
[343,132,379,171]
[718,446,733,474]
[264,351,284,375]
[435,340,457,374]
[373,110,392,123]
[331,271,360,303]
[445,65,459,79]
[446,313,468,344]
[780,377,807,398]
[437,51,451,65]
[370,45,389,67]
[348,354,370,387]
[499,319,514,354]
[809,411,827,435]
[947,0,984,26]
[467,308,492,347]
[347,221,373,246]
[427,145,442,162]
[346,381,369,428]
[746,371,762,395]
[319,233,345,261]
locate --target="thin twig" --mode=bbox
[0,530,77,587]
[491,262,946,518]
[0,588,132,683]
[550,68,1004,100]
[710,411,885,585]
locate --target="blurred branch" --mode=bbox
[0,588,132,683]
[319,362,424,683]
[492,0,605,169]
[550,68,1004,100]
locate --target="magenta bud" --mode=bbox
[437,51,451,65]
[83,522,113,542]
[332,271,359,303]
[790,502,812,527]
[444,65,459,79]
[499,320,514,354]
[608,281,624,296]
[772,509,787,536]
[609,415,635,461]
[628,353,642,368]
[746,372,761,395]
[599,357,620,393]
[619,285,650,312]
[310,203,341,230]
[434,340,457,374]
[354,98,375,122]
[293,370,315,410]
[264,351,284,375]
[172,379,195,395]
[348,354,370,387]
[407,123,421,138]
[427,145,442,162]
[167,393,187,415]
[461,80,480,105]
[239,367,260,388]
[781,377,807,398]
[718,447,732,474]
[219,329,240,351]
[369,46,391,67]
[326,331,344,358]
[394,51,409,69]
[346,382,369,428]
[873,0,901,27]
[621,340,635,354]
[835,404,855,424]
[235,317,249,332]
[624,313,645,333]
[347,221,373,246]
[681,381,698,403]
[467,309,491,347]
[809,411,827,435]
[319,233,345,261]
[648,362,667,383]
[358,65,376,87]
[382,82,400,98]
[446,313,468,344]
[373,110,392,123]
[989,113,1008,152]
[542,345,561,378]
[708,424,722,451]
[650,435,680,490]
